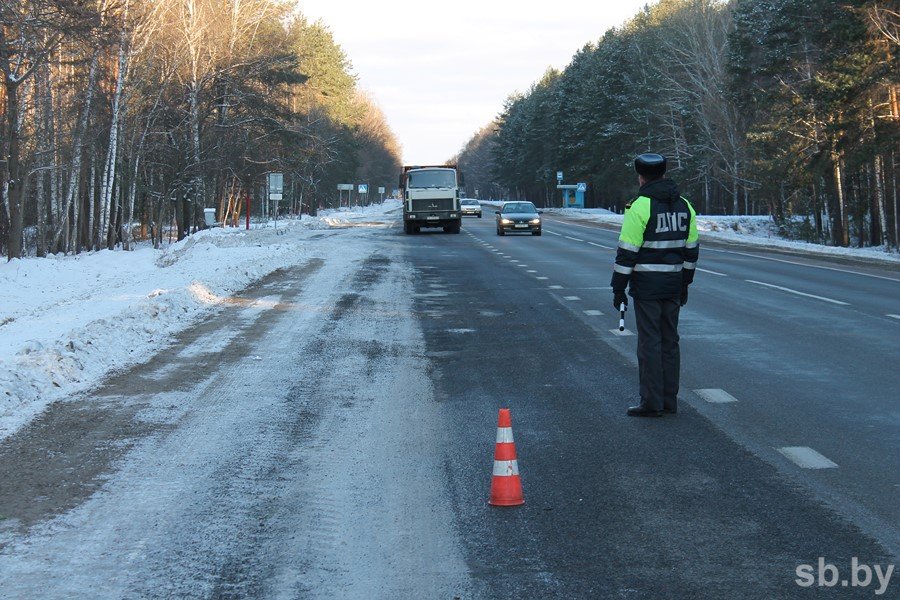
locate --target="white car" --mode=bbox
[460,199,482,218]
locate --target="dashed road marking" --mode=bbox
[517,264,529,268]
[526,270,537,273]
[510,259,519,262]
[564,236,584,242]
[746,280,849,305]
[583,310,604,316]
[536,276,549,280]
[888,314,900,320]
[564,296,581,301]
[549,285,564,289]
[610,328,634,337]
[587,241,614,249]
[694,389,739,404]
[777,446,839,469]
[697,267,728,276]
[546,231,562,236]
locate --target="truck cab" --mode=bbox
[399,165,463,234]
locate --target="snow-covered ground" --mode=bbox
[0,201,403,441]
[1,198,896,441]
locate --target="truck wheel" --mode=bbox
[452,223,461,234]
[404,222,412,234]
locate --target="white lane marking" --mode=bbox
[527,270,537,273]
[777,447,838,469]
[549,285,564,289]
[888,314,900,320]
[536,276,549,280]
[697,267,728,276]
[510,259,519,262]
[517,264,529,268]
[703,247,900,283]
[587,241,615,249]
[746,280,849,305]
[564,296,581,301]
[610,328,634,336]
[694,389,739,404]
[564,236,584,242]
[583,310,604,316]
[546,230,563,236]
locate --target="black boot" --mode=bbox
[627,405,662,417]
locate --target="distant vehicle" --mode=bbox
[460,199,482,218]
[399,165,464,234]
[496,201,542,236]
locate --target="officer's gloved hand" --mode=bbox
[613,289,628,310]
[680,285,689,307]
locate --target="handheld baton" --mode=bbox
[619,302,626,331]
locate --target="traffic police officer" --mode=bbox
[611,153,699,417]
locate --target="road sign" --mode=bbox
[378,187,385,194]
[557,171,563,181]
[577,182,587,192]
[358,184,368,194]
[269,193,283,201]
[268,172,283,194]
[337,184,353,191]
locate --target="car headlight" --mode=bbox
[501,218,513,224]
[530,218,540,224]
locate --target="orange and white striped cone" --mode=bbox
[489,408,524,506]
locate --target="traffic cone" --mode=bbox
[489,408,524,506]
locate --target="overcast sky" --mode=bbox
[297,1,659,164]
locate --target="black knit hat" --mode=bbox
[634,153,666,179]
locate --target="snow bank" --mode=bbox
[0,201,402,440]
[540,208,900,264]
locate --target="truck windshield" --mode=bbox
[408,170,456,189]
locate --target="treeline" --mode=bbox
[0,0,402,260]
[456,0,900,249]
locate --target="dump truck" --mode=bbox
[399,165,463,234]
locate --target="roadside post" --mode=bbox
[358,184,368,206]
[268,172,283,229]
[245,190,251,230]
[337,183,353,207]
[378,186,385,203]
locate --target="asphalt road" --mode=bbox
[0,209,896,598]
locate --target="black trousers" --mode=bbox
[634,297,681,411]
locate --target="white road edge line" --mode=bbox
[694,389,739,404]
[777,446,839,469]
[697,267,728,276]
[704,247,900,283]
[745,280,849,305]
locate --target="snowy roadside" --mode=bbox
[484,202,899,264]
[0,201,403,441]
